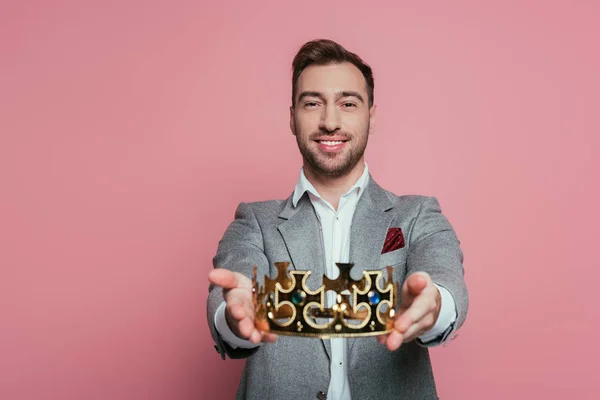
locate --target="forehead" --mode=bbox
[296,62,367,96]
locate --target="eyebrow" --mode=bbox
[297,90,365,104]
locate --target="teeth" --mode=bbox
[320,141,343,145]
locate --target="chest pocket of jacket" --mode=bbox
[379,247,407,282]
[380,247,407,267]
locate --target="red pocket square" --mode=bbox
[382,228,405,254]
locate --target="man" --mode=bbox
[207,39,468,399]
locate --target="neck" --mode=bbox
[303,160,365,210]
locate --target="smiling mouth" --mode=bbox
[316,140,347,145]
[314,139,349,152]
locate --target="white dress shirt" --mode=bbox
[214,164,457,399]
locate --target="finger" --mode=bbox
[395,288,437,333]
[385,330,404,352]
[401,312,436,342]
[407,272,429,296]
[377,334,387,345]
[227,298,248,321]
[245,329,278,344]
[261,332,278,343]
[400,272,430,307]
[237,316,257,339]
[403,321,428,343]
[249,327,264,344]
[208,269,252,290]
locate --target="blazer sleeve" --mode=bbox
[406,196,469,347]
[207,202,270,360]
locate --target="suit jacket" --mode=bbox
[207,177,468,399]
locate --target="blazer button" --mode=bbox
[316,391,327,400]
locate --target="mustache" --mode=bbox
[309,131,352,140]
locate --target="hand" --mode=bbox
[377,271,441,351]
[208,269,277,344]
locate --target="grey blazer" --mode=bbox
[207,177,468,399]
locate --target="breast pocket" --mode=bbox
[380,247,407,267]
[380,248,407,281]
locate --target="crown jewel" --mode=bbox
[252,262,398,338]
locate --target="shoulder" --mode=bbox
[242,199,288,213]
[374,186,457,242]
[374,183,438,215]
[233,198,289,221]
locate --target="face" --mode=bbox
[290,62,375,179]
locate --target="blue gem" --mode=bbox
[292,290,306,305]
[368,291,380,305]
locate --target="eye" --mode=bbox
[342,102,357,108]
[304,101,319,108]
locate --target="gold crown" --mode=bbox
[252,262,398,338]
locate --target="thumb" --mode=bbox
[401,272,430,306]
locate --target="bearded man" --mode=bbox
[207,39,468,400]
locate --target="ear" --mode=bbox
[368,104,377,134]
[289,106,296,136]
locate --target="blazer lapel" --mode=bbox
[348,178,395,356]
[277,193,331,358]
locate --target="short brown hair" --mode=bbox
[291,39,374,107]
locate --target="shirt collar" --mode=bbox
[292,163,370,208]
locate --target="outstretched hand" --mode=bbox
[209,269,277,344]
[377,272,441,351]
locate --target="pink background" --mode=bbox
[1,1,599,399]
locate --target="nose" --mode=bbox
[319,103,341,133]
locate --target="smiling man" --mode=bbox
[207,39,468,400]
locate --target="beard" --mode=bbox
[295,128,369,179]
